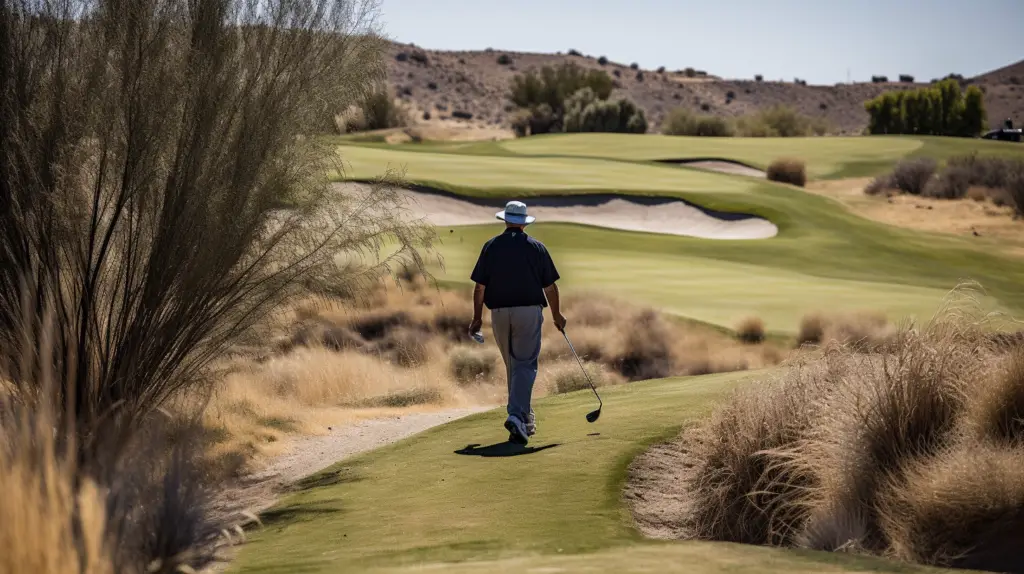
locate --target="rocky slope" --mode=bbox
[383,41,1024,136]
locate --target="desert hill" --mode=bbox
[384,41,1024,136]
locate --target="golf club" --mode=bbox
[561,328,602,423]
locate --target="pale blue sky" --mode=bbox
[377,0,1023,85]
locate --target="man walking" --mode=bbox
[468,200,566,445]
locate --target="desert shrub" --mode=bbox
[409,49,429,65]
[497,54,512,65]
[551,362,606,394]
[0,0,429,567]
[449,347,497,385]
[635,71,644,82]
[661,108,734,137]
[395,52,409,62]
[766,158,807,187]
[899,74,914,83]
[568,49,583,57]
[669,288,1017,568]
[677,371,821,544]
[967,348,1024,446]
[923,166,970,199]
[562,88,648,134]
[736,317,765,344]
[872,75,888,83]
[657,66,666,74]
[798,313,827,346]
[351,85,408,131]
[630,62,639,70]
[878,444,1024,572]
[966,186,989,202]
[733,105,825,137]
[864,174,894,196]
[890,157,937,195]
[754,74,763,82]
[613,310,674,381]
[598,56,608,65]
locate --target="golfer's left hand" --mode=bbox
[553,313,567,332]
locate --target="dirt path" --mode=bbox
[207,406,491,571]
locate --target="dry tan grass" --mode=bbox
[200,281,789,474]
[633,285,1024,572]
[796,310,894,350]
[1,409,113,574]
[806,177,1024,255]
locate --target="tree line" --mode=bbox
[864,78,987,137]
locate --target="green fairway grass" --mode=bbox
[343,141,1024,333]
[495,133,1024,179]
[227,371,961,574]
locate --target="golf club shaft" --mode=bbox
[561,330,602,407]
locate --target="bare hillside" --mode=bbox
[384,42,1024,136]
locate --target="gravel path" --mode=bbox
[207,406,492,571]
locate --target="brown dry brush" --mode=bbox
[674,284,1024,572]
[1,0,432,571]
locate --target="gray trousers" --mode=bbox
[490,305,543,429]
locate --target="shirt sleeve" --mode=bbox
[470,243,489,285]
[538,245,560,288]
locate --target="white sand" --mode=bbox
[684,160,766,179]
[389,187,778,240]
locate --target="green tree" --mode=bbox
[959,85,987,137]
[507,62,614,133]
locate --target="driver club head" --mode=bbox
[585,408,601,423]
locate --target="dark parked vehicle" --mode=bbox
[982,119,1022,142]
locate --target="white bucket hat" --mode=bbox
[496,200,535,225]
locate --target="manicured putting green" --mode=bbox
[335,145,757,196]
[227,371,956,574]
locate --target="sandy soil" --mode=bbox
[806,177,1024,256]
[622,437,692,540]
[359,184,779,240]
[679,160,766,179]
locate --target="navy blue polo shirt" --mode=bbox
[470,228,560,309]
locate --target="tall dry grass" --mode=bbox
[668,285,1024,572]
[202,280,791,473]
[1,0,421,569]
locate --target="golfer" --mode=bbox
[468,200,566,445]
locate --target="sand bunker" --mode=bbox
[339,183,778,240]
[655,159,767,179]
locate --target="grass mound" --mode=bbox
[640,286,1024,572]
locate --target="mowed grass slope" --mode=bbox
[341,142,1024,332]
[495,133,1024,179]
[227,372,957,574]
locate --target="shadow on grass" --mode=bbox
[454,442,560,457]
[289,467,363,492]
[259,503,344,527]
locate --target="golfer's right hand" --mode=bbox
[468,318,483,335]
[553,313,567,332]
